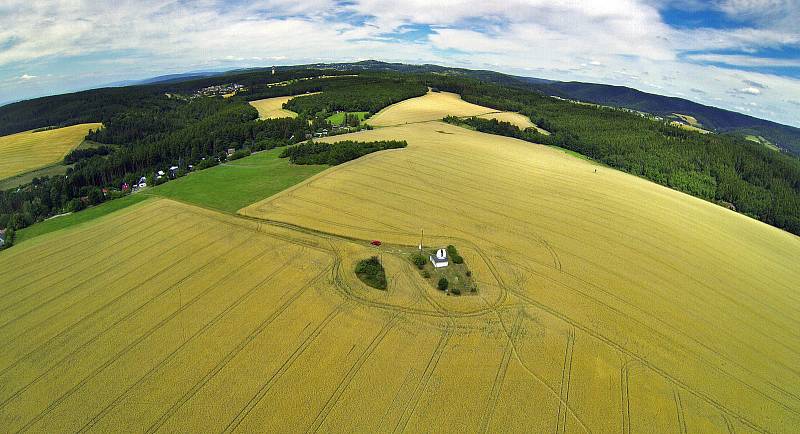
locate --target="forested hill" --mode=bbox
[542,81,800,155]
[302,61,800,155]
[5,60,799,154]
[0,68,349,136]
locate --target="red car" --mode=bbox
[371,240,382,246]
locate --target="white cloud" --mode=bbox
[687,53,800,67]
[19,74,36,80]
[738,86,762,95]
[0,0,799,126]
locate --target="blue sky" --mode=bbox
[1,0,799,127]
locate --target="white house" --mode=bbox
[430,248,449,268]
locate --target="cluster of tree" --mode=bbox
[280,76,426,116]
[280,140,407,166]
[63,145,114,164]
[446,244,464,264]
[355,256,387,290]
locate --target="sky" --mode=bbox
[1,0,799,127]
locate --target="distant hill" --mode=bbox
[1,60,799,155]
[538,81,800,155]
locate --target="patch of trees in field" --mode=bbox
[432,76,800,235]
[355,256,387,290]
[280,140,407,165]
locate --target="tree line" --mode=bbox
[280,140,407,165]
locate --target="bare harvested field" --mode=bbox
[2,93,800,433]
[0,123,102,180]
[249,93,319,120]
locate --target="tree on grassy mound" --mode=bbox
[355,256,387,290]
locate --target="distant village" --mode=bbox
[193,83,245,98]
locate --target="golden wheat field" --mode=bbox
[241,94,800,433]
[249,93,320,120]
[0,123,102,180]
[2,91,800,433]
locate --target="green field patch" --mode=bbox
[326,111,368,126]
[746,135,780,152]
[151,147,327,213]
[15,194,149,244]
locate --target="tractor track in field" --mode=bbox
[221,302,349,433]
[620,357,632,434]
[71,241,284,433]
[13,248,303,433]
[479,310,523,433]
[502,255,800,412]
[555,327,576,434]
[0,219,208,374]
[237,208,794,433]
[722,413,736,434]
[346,160,800,328]
[0,217,198,331]
[142,264,332,434]
[392,321,453,434]
[0,206,165,291]
[503,285,776,434]
[0,210,182,306]
[674,386,688,434]
[0,231,250,410]
[307,311,402,433]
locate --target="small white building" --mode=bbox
[430,248,449,268]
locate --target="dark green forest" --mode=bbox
[1,68,799,241]
[280,140,407,165]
